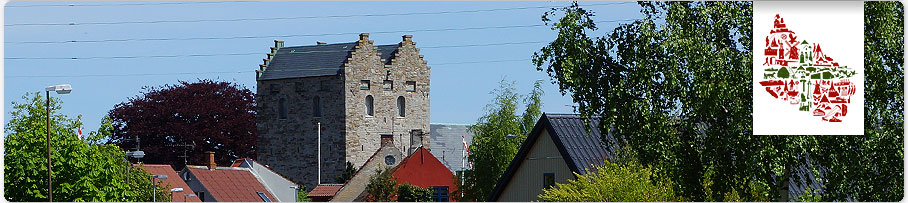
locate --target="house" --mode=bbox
[487,113,615,202]
[329,139,405,202]
[255,33,432,190]
[391,147,458,202]
[179,152,284,202]
[428,123,474,173]
[231,158,300,202]
[137,164,201,202]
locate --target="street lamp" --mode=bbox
[183,194,196,202]
[506,134,517,139]
[45,84,71,202]
[170,188,183,202]
[124,151,145,186]
[152,174,168,202]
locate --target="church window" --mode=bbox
[383,80,393,91]
[406,81,416,92]
[313,96,322,117]
[397,96,406,117]
[360,80,370,90]
[365,95,374,116]
[278,98,288,119]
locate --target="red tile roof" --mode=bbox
[188,167,277,202]
[136,164,201,202]
[308,185,343,197]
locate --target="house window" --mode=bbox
[257,192,272,202]
[313,96,322,117]
[360,80,370,90]
[543,173,555,189]
[196,192,206,202]
[365,95,374,116]
[383,80,393,91]
[295,82,304,93]
[431,186,449,202]
[397,96,405,117]
[406,81,416,92]
[278,98,288,119]
[270,84,279,93]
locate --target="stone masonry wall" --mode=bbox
[343,33,431,169]
[256,75,347,190]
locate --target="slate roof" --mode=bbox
[487,113,616,201]
[258,42,399,81]
[429,123,474,172]
[187,166,277,202]
[136,164,201,202]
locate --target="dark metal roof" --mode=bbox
[258,42,399,81]
[488,113,616,201]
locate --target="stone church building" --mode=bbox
[255,33,430,189]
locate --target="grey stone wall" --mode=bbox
[256,75,347,190]
[343,33,431,169]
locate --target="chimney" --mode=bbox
[206,151,216,170]
[274,40,284,49]
[359,33,370,41]
[402,35,413,42]
[317,41,327,45]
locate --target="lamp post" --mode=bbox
[152,174,168,202]
[45,84,71,202]
[170,188,183,202]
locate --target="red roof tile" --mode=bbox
[188,167,277,202]
[308,185,343,197]
[136,164,201,202]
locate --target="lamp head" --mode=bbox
[170,188,184,192]
[126,151,145,159]
[45,84,72,94]
[153,174,168,179]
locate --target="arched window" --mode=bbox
[397,96,406,117]
[365,95,374,116]
[278,98,288,119]
[313,96,322,117]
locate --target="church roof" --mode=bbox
[258,42,399,81]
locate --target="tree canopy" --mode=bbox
[457,80,543,201]
[538,159,679,202]
[4,92,169,202]
[533,1,902,201]
[107,79,256,170]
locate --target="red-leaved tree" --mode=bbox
[108,79,256,170]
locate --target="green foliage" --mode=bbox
[458,80,543,201]
[796,189,822,202]
[538,160,679,202]
[336,161,356,183]
[534,1,903,201]
[4,92,168,202]
[297,185,311,202]
[397,184,432,202]
[365,166,397,202]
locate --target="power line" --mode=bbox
[5,58,530,78]
[8,19,636,44]
[5,1,257,8]
[5,40,551,60]
[5,2,634,27]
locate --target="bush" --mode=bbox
[538,161,679,202]
[398,184,432,202]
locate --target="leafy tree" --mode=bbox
[107,79,256,170]
[397,184,432,202]
[458,80,543,201]
[297,185,311,202]
[538,160,679,202]
[4,92,168,202]
[534,1,902,201]
[336,161,356,183]
[365,166,397,202]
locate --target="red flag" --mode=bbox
[77,114,83,140]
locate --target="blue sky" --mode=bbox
[3,1,642,133]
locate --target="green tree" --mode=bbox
[335,161,356,183]
[297,185,311,202]
[458,80,543,201]
[538,160,679,202]
[365,166,397,202]
[397,184,432,202]
[534,1,902,201]
[4,92,168,202]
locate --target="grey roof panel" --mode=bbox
[545,114,613,175]
[258,42,399,81]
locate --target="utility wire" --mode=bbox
[5,58,530,78]
[5,2,634,26]
[5,1,257,8]
[8,19,636,44]
[5,40,551,60]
